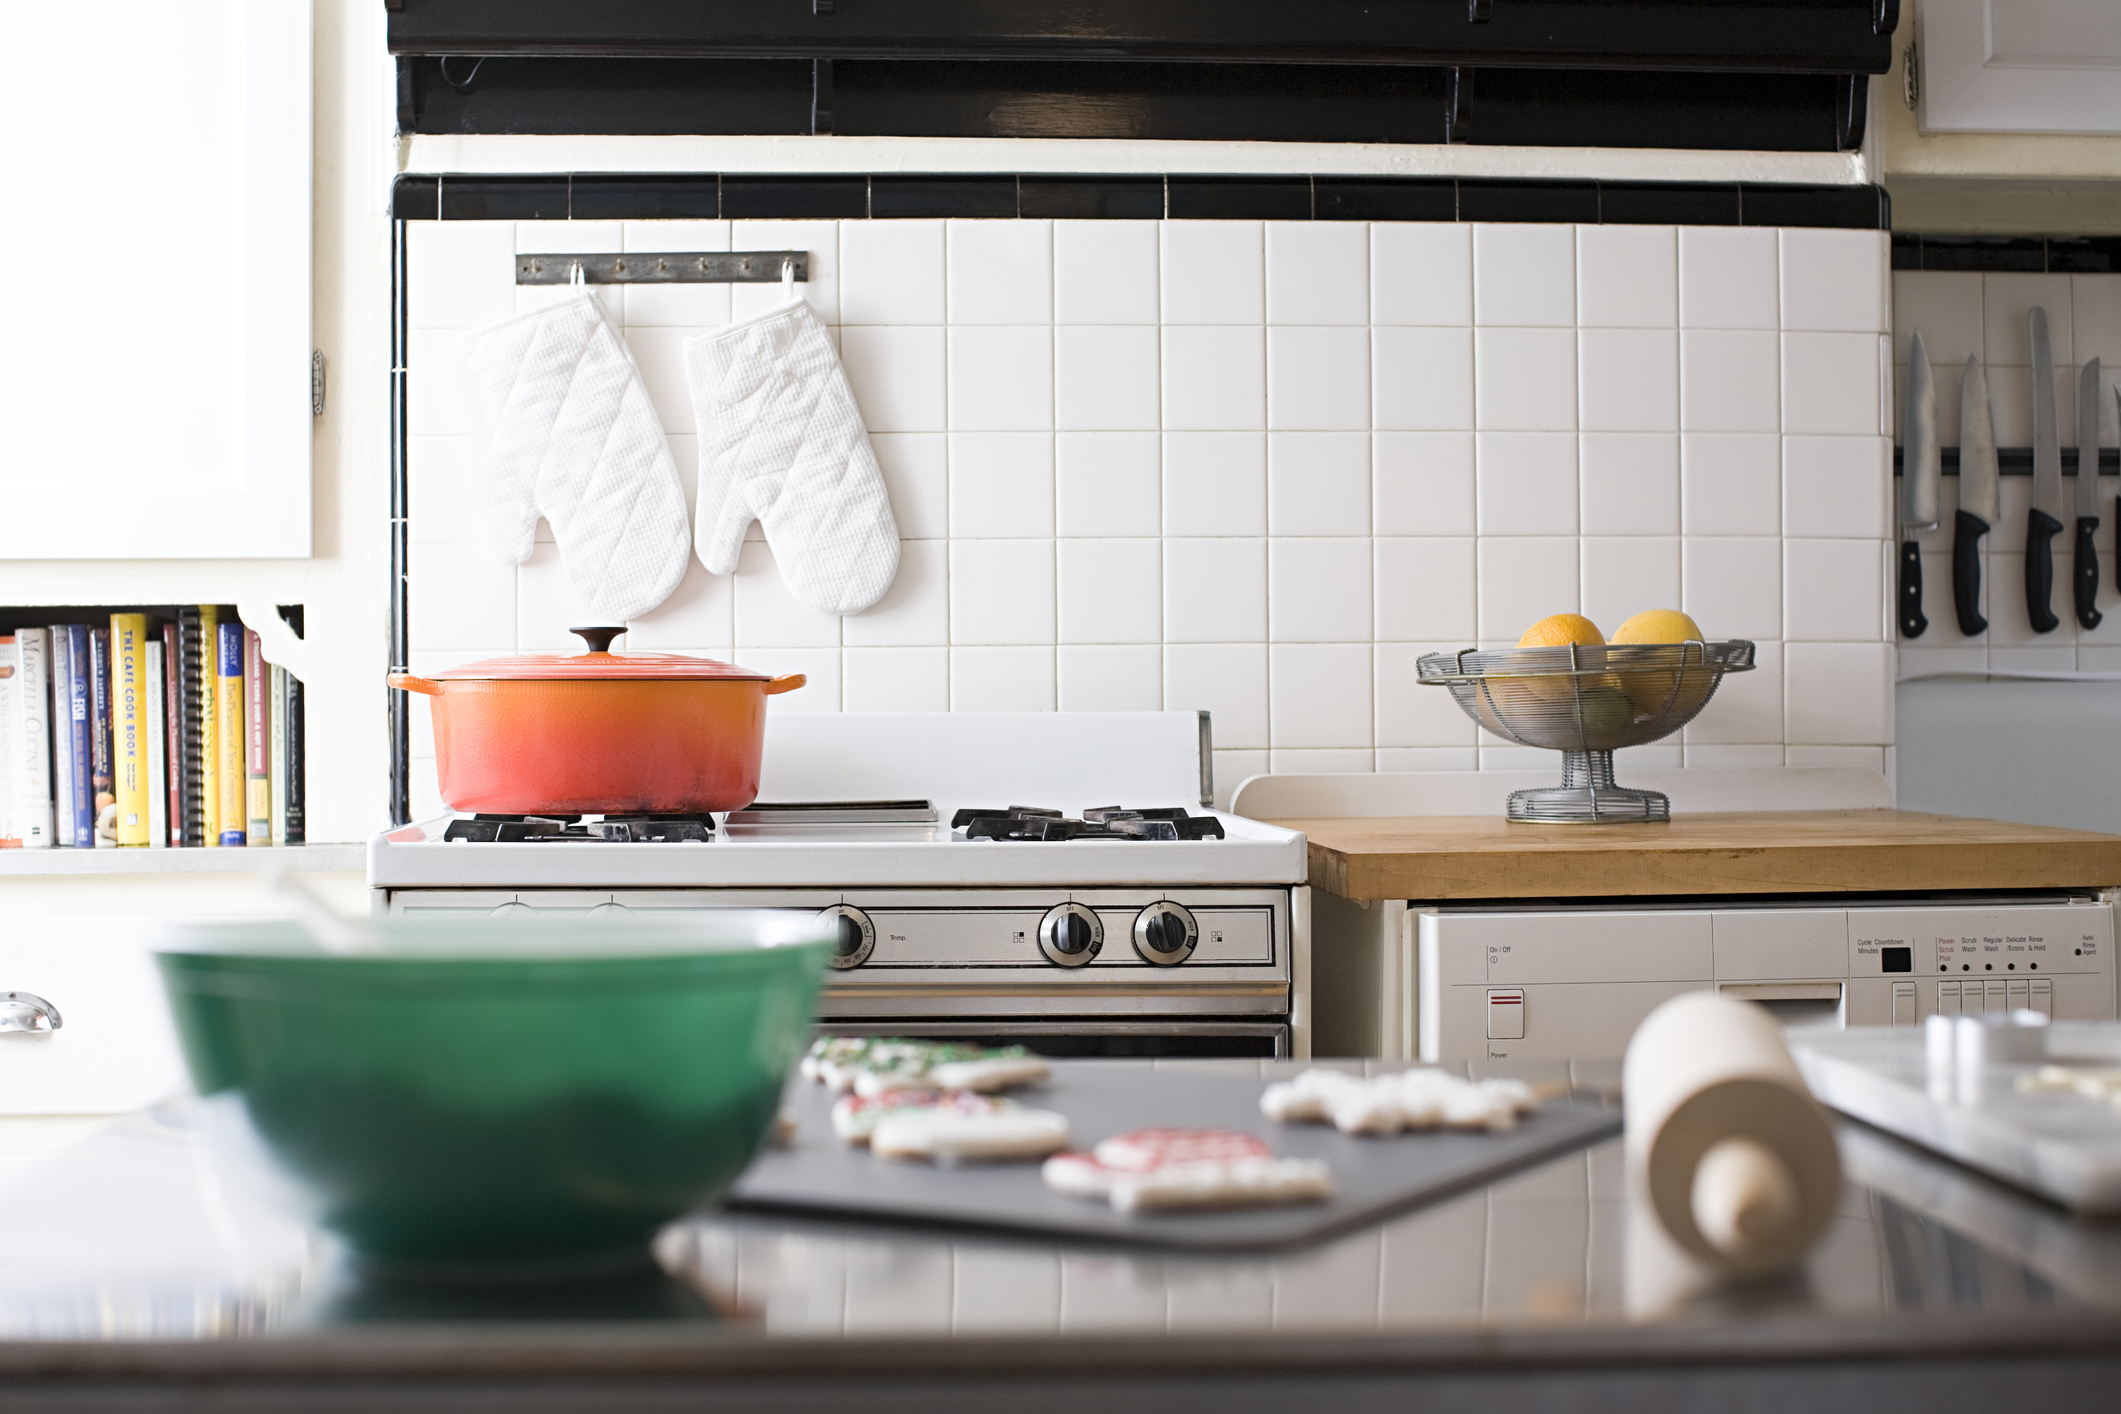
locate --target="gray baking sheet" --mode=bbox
[728,1061,1620,1250]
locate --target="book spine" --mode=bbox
[62,625,92,848]
[176,611,204,847]
[48,628,74,845]
[88,627,113,846]
[198,607,218,847]
[269,664,287,849]
[282,669,305,846]
[111,614,150,847]
[145,639,168,849]
[244,628,271,846]
[161,623,182,845]
[216,617,244,847]
[12,629,52,849]
[0,638,17,846]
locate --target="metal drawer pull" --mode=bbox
[0,992,62,1033]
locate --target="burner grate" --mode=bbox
[951,806,1225,843]
[442,814,715,843]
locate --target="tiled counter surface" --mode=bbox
[2,1060,2118,1412]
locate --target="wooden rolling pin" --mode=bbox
[1623,992,1841,1276]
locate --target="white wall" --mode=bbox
[405,216,1895,811]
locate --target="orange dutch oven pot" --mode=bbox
[387,627,805,816]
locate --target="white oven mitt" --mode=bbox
[462,290,692,622]
[683,294,899,615]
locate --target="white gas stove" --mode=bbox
[369,713,1311,1058]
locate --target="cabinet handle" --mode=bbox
[0,991,62,1033]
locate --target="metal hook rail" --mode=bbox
[516,251,809,285]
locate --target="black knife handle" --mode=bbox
[2077,519,2104,630]
[2027,507,2063,634]
[1952,509,1989,636]
[1898,540,1927,638]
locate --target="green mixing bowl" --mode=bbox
[155,913,832,1276]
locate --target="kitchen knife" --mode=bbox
[1898,331,1938,638]
[2076,358,2104,630]
[2027,307,2063,634]
[1954,355,1999,636]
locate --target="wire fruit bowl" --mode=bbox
[1416,641,1755,823]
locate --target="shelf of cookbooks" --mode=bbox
[0,606,343,872]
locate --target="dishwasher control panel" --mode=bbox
[1419,900,2117,1062]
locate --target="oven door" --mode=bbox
[812,1018,1289,1059]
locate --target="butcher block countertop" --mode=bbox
[1273,810,2121,902]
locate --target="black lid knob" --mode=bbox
[570,626,625,654]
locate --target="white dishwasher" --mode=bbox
[1418,896,2116,1062]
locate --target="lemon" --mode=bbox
[1518,613,1604,648]
[1508,615,1608,707]
[1611,610,1711,718]
[1610,609,1702,644]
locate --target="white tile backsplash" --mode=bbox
[1679,227,1779,330]
[1055,326,1162,431]
[949,432,1054,538]
[1373,432,1475,536]
[1474,225,1575,327]
[1578,328,1679,432]
[1266,222,1369,326]
[1576,226,1677,329]
[950,646,1054,711]
[1268,326,1370,430]
[1057,432,1161,537]
[1058,539,1162,644]
[1681,329,1781,431]
[1268,433,1370,537]
[1476,433,1577,535]
[1371,224,1472,326]
[1580,433,1679,535]
[1161,222,1264,325]
[1474,328,1576,431]
[1163,432,1267,536]
[1163,326,1266,430]
[948,327,1054,431]
[1055,221,1160,325]
[947,219,1053,325]
[842,219,945,325]
[1269,538,1371,642]
[408,216,1896,768]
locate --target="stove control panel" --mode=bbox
[818,904,876,970]
[1038,903,1104,968]
[1133,901,1199,966]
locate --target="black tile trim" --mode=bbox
[1894,234,2121,274]
[391,172,1889,228]
[1891,448,2121,477]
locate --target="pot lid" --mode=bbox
[430,627,774,682]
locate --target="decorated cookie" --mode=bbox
[1260,1067,1543,1135]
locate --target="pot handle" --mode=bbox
[764,674,807,696]
[388,672,443,696]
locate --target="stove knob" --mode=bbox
[1038,903,1103,968]
[589,901,631,915]
[489,901,534,919]
[1132,901,1198,966]
[820,904,875,970]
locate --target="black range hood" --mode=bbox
[387,0,1897,151]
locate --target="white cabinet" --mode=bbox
[1918,0,2121,135]
[0,1,312,558]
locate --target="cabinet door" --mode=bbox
[0,0,311,557]
[1920,0,2121,135]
